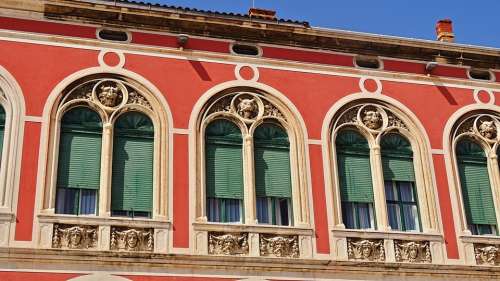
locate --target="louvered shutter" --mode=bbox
[254,123,291,198]
[381,134,416,182]
[57,107,102,190]
[205,119,244,199]
[457,139,497,225]
[336,130,374,203]
[111,112,154,212]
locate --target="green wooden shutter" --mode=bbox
[254,123,291,198]
[336,130,373,203]
[205,119,244,199]
[456,139,497,225]
[381,134,415,182]
[111,112,154,212]
[0,106,5,157]
[57,107,102,189]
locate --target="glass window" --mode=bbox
[205,119,244,223]
[336,130,375,229]
[254,123,292,226]
[385,181,421,232]
[55,107,102,215]
[111,112,154,218]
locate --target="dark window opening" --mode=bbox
[469,68,493,81]
[232,44,260,56]
[98,29,129,42]
[355,55,381,69]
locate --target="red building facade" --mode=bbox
[0,0,500,280]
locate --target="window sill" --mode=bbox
[331,228,443,242]
[38,214,171,229]
[193,222,313,236]
[460,234,500,244]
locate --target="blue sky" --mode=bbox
[142,0,500,48]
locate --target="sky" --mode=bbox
[140,0,500,49]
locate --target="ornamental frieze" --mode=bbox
[259,234,299,258]
[394,240,431,263]
[475,244,500,266]
[347,238,385,261]
[208,232,249,256]
[455,114,500,146]
[52,224,98,250]
[204,92,287,127]
[110,227,153,252]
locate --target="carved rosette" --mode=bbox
[474,244,500,266]
[335,103,407,136]
[394,240,431,263]
[110,226,153,252]
[62,78,153,119]
[347,238,385,261]
[208,232,249,256]
[259,234,299,258]
[204,92,287,127]
[455,114,500,146]
[52,224,98,250]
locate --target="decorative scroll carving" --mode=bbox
[475,244,500,266]
[334,103,408,136]
[60,77,154,120]
[208,232,248,255]
[454,114,500,147]
[52,224,97,249]
[203,92,286,128]
[394,240,431,263]
[110,227,153,252]
[259,234,299,258]
[127,91,152,110]
[347,238,385,261]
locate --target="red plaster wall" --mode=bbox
[5,18,498,259]
[123,276,235,281]
[0,272,82,281]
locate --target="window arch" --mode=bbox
[450,112,500,236]
[328,101,438,234]
[195,89,307,226]
[42,74,169,221]
[193,87,311,257]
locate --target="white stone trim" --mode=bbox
[431,149,445,155]
[24,115,42,122]
[234,64,259,82]
[442,104,500,265]
[307,139,322,145]
[34,66,174,252]
[188,80,313,256]
[0,65,26,247]
[172,128,189,135]
[473,88,495,105]
[320,90,444,260]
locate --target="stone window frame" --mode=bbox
[192,86,313,258]
[446,110,500,265]
[0,66,25,247]
[37,73,170,252]
[324,98,444,263]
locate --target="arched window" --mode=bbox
[111,112,154,218]
[335,129,374,229]
[328,101,438,235]
[456,138,497,235]
[254,123,292,226]
[381,133,421,232]
[55,107,102,215]
[205,119,243,223]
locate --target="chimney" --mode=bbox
[435,19,455,42]
[248,8,276,20]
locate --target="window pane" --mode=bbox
[357,203,371,229]
[399,182,415,202]
[402,204,420,231]
[224,199,241,223]
[277,198,290,226]
[55,187,78,215]
[256,197,270,224]
[207,198,220,222]
[384,181,397,200]
[80,189,97,215]
[387,203,401,231]
[342,202,356,229]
